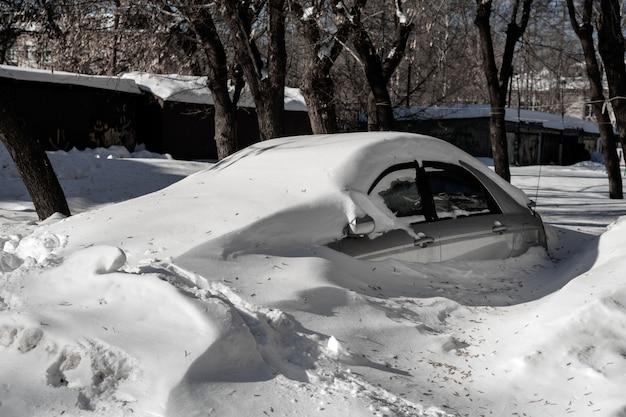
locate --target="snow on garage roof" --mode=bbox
[0,65,308,111]
[0,64,142,94]
[394,104,600,135]
[121,72,308,111]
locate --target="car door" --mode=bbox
[420,161,518,261]
[333,162,441,262]
[512,215,547,256]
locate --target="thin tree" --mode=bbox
[289,0,349,134]
[177,1,243,159]
[0,1,70,219]
[596,0,626,149]
[218,0,287,141]
[337,0,414,131]
[474,0,532,182]
[1,88,71,219]
[566,0,622,199]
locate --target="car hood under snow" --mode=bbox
[47,132,530,263]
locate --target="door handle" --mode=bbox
[492,222,507,234]
[414,234,435,247]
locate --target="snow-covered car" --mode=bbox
[48,131,546,265]
[212,131,546,263]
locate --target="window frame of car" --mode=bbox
[367,160,502,225]
[421,160,502,221]
[367,161,433,224]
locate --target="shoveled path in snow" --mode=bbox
[511,164,626,234]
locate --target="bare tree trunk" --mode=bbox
[213,104,237,158]
[340,0,414,131]
[219,0,286,141]
[290,1,348,134]
[265,0,286,138]
[566,0,622,199]
[303,65,339,133]
[596,0,626,149]
[0,94,70,219]
[183,1,238,160]
[109,0,121,75]
[488,102,510,182]
[366,89,393,131]
[474,0,533,182]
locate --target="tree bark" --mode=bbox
[0,89,70,219]
[366,89,393,131]
[184,1,238,160]
[303,65,339,133]
[596,0,626,149]
[566,0,622,199]
[474,0,532,182]
[219,0,286,141]
[342,0,414,131]
[109,0,121,75]
[290,1,349,134]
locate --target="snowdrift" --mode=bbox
[2,136,626,416]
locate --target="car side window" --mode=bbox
[422,162,500,220]
[369,167,426,223]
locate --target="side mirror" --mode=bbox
[348,215,375,236]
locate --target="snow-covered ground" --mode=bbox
[1,143,626,417]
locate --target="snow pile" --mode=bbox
[0,227,66,272]
[0,231,454,416]
[0,144,171,180]
[123,72,308,111]
[571,160,607,171]
[121,72,210,105]
[0,243,219,415]
[2,132,626,416]
[461,218,626,416]
[0,142,206,217]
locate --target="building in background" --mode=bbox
[393,104,603,166]
[0,65,311,160]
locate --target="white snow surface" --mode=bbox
[2,134,626,416]
[394,104,600,134]
[122,72,308,111]
[0,64,141,94]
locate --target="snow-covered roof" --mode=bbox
[0,65,308,111]
[394,104,600,134]
[121,72,308,111]
[0,64,142,94]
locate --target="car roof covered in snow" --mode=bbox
[210,131,530,207]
